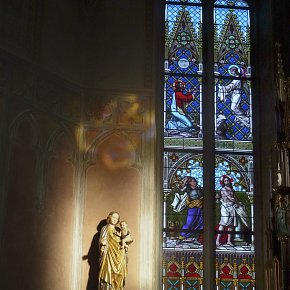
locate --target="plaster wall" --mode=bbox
[0,50,154,290]
[0,1,157,289]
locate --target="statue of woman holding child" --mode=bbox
[98,211,133,290]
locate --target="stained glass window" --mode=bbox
[162,1,255,289]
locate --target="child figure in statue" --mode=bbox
[120,221,133,250]
[99,211,132,290]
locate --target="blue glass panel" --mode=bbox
[167,278,181,290]
[215,8,250,42]
[220,281,234,290]
[214,154,253,192]
[166,4,202,36]
[184,279,200,290]
[165,4,202,75]
[214,0,249,7]
[214,7,250,72]
[237,281,254,289]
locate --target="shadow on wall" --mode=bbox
[83,219,107,290]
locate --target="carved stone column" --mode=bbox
[271,43,290,290]
[272,187,290,290]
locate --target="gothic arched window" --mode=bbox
[162,1,255,289]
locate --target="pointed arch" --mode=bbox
[86,130,140,170]
[9,110,42,147]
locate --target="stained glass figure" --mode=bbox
[163,152,204,249]
[215,76,252,142]
[165,76,202,139]
[214,154,254,249]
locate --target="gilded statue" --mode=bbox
[98,211,133,290]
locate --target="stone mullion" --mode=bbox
[202,1,216,289]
